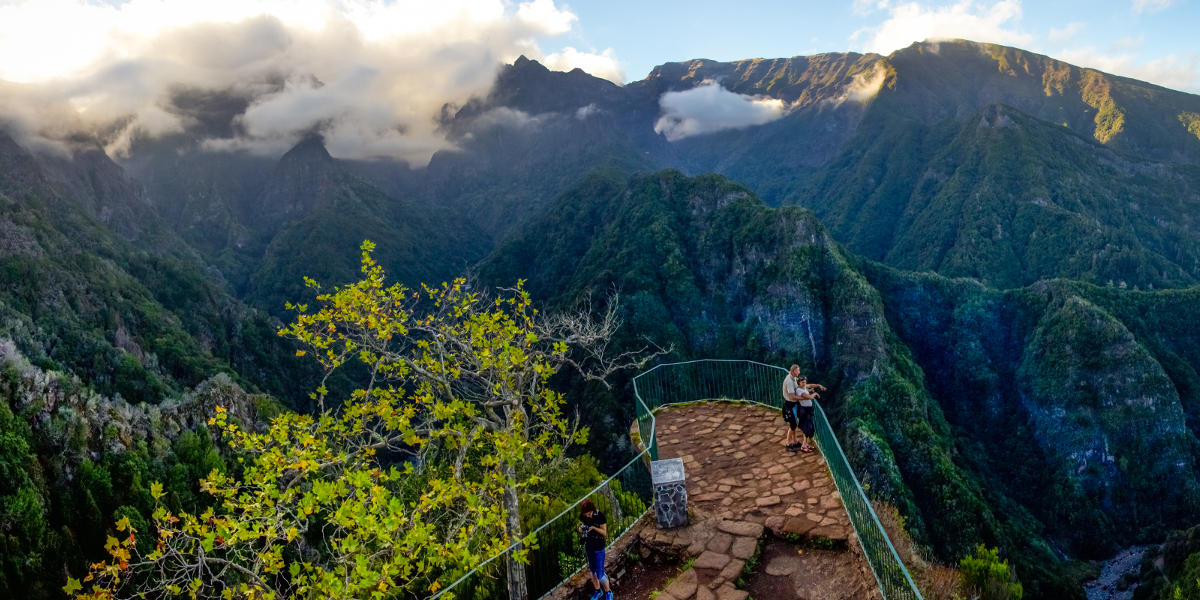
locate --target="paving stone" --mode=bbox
[810,524,848,541]
[706,532,733,554]
[693,551,731,571]
[715,585,749,600]
[754,495,781,507]
[717,520,764,538]
[764,554,800,576]
[730,536,757,560]
[782,516,815,536]
[664,567,698,599]
[716,557,744,587]
[763,515,785,532]
[695,585,716,600]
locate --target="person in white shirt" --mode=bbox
[781,365,805,452]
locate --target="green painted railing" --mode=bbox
[434,359,922,600]
[632,360,923,600]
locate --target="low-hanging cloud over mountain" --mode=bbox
[653,82,788,141]
[0,0,620,163]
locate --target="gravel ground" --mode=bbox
[1085,546,1150,600]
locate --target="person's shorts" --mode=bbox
[782,402,799,429]
[798,404,815,438]
[586,548,608,583]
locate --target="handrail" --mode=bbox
[433,359,922,600]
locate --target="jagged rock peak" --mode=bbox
[280,133,332,163]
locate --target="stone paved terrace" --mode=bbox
[659,402,853,536]
[552,401,881,600]
[647,402,880,600]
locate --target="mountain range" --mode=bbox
[3,38,1200,599]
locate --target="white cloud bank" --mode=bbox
[1054,47,1200,93]
[854,0,1033,54]
[654,82,787,141]
[0,0,622,162]
[542,47,624,83]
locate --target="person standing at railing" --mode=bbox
[579,499,613,600]
[782,364,806,452]
[795,374,827,453]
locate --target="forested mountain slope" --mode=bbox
[0,132,308,403]
[481,170,1200,599]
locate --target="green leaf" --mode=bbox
[62,577,82,595]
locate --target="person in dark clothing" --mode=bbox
[795,375,827,453]
[579,499,612,600]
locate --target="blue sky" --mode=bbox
[550,0,1200,90]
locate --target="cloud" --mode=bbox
[1133,0,1174,13]
[0,0,602,164]
[653,82,787,141]
[834,63,888,104]
[853,0,893,16]
[853,0,1033,55]
[542,47,625,83]
[575,103,600,119]
[1047,22,1084,44]
[1054,47,1200,93]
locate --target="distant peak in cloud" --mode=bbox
[0,0,589,164]
[541,47,625,83]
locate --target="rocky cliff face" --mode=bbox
[0,340,278,599]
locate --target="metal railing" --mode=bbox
[631,360,923,600]
[435,359,922,600]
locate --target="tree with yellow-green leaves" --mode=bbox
[66,241,658,600]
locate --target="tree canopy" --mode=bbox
[67,241,641,600]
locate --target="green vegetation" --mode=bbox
[70,242,643,600]
[960,545,1024,600]
[0,350,271,600]
[479,169,1200,598]
[9,39,1200,599]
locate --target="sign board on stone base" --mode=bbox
[651,458,687,529]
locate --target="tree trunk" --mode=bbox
[501,460,529,600]
[601,481,622,529]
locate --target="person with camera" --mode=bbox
[795,374,827,453]
[579,499,612,600]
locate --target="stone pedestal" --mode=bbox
[651,458,688,529]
